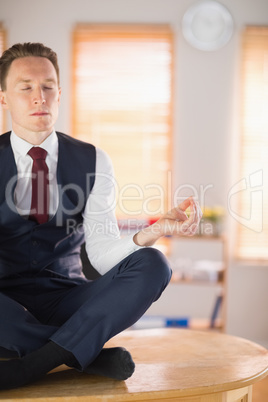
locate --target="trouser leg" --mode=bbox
[0,247,171,367]
[0,292,59,358]
[50,248,171,369]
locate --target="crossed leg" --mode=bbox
[0,248,171,389]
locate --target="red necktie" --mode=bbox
[28,147,49,224]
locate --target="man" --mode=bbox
[0,42,202,390]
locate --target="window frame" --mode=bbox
[235,25,268,262]
[71,23,174,221]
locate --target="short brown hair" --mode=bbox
[0,42,60,91]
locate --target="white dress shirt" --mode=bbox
[10,131,142,275]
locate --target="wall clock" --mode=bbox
[182,1,234,51]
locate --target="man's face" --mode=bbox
[0,56,61,143]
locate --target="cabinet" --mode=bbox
[167,235,228,332]
[118,219,228,333]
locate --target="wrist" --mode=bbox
[133,220,164,247]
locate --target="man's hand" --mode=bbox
[133,197,202,247]
[159,197,202,237]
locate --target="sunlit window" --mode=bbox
[236,26,268,260]
[72,24,173,220]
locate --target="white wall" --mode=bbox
[1,0,268,346]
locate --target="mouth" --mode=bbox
[30,111,49,116]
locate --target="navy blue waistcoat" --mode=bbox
[0,132,96,281]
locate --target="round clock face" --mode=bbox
[182,1,234,51]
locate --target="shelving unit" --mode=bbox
[169,235,228,332]
[118,220,228,333]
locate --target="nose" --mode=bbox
[33,87,46,105]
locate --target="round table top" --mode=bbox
[1,328,268,401]
[106,328,268,400]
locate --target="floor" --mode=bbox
[253,375,268,401]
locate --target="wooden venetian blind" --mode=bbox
[236,26,268,260]
[0,26,6,133]
[72,25,173,220]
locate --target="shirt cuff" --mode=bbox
[123,232,145,253]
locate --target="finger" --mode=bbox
[175,198,202,236]
[180,221,199,236]
[197,206,203,225]
[189,200,202,225]
[164,207,188,222]
[194,200,202,221]
[188,222,199,235]
[176,209,188,222]
[177,196,193,212]
[180,204,201,236]
[186,202,196,225]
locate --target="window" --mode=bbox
[72,24,173,221]
[236,26,268,260]
[0,25,6,133]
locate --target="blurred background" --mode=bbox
[0,0,268,353]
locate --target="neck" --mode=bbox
[12,128,53,145]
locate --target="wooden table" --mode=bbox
[1,328,268,401]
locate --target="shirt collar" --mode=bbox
[10,130,58,157]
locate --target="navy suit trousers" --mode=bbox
[0,248,171,369]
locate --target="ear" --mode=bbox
[0,90,8,110]
[58,87,62,104]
